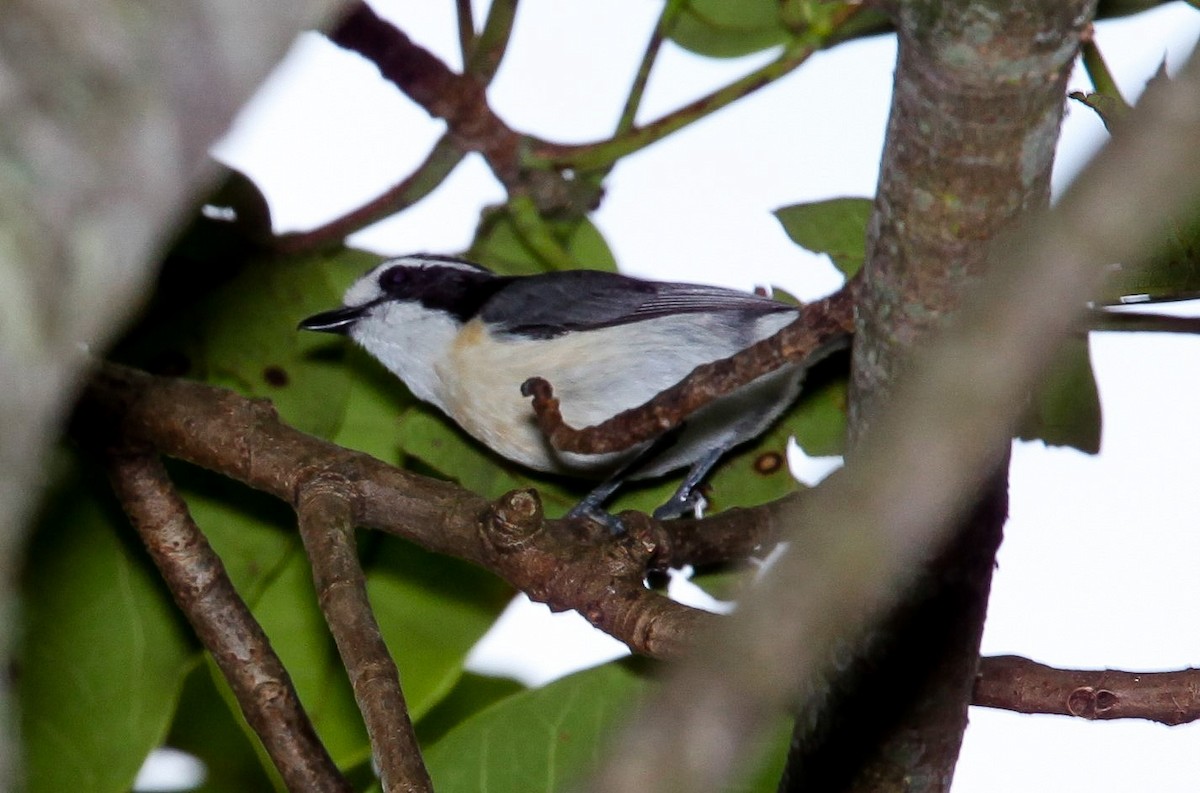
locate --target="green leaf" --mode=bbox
[328,346,415,465]
[396,405,583,516]
[669,0,790,58]
[468,208,617,275]
[1018,335,1103,454]
[774,197,873,278]
[21,461,193,793]
[1100,197,1200,303]
[704,420,800,514]
[198,255,351,439]
[415,673,527,746]
[423,660,652,792]
[120,250,368,441]
[784,370,848,458]
[365,536,514,721]
[177,466,510,773]
[424,659,793,792]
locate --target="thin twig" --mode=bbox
[464,0,519,81]
[523,280,856,455]
[454,0,475,65]
[614,0,686,137]
[1080,33,1127,104]
[297,481,432,793]
[528,5,862,172]
[1088,308,1200,334]
[327,2,522,184]
[976,656,1200,725]
[103,445,350,793]
[273,135,465,254]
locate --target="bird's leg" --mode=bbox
[651,447,725,521]
[566,477,628,534]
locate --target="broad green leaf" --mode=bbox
[395,405,582,516]
[415,673,527,746]
[775,197,873,278]
[704,420,800,513]
[468,208,617,275]
[328,346,415,464]
[669,0,789,58]
[424,661,651,792]
[365,535,514,721]
[118,250,362,441]
[21,462,193,793]
[1100,197,1200,303]
[424,660,793,792]
[1018,335,1103,454]
[199,255,350,439]
[784,370,848,458]
[396,403,686,519]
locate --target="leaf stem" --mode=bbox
[455,0,475,65]
[615,0,686,137]
[273,135,465,253]
[466,0,520,81]
[1081,36,1128,107]
[528,5,860,172]
[508,193,576,270]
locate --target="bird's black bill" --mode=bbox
[298,305,366,334]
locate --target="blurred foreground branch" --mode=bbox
[0,0,343,784]
[580,33,1200,793]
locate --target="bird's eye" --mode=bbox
[378,265,409,294]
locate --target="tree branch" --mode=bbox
[296,482,432,793]
[526,7,863,174]
[327,2,523,185]
[975,656,1200,726]
[86,367,1200,741]
[463,0,519,81]
[81,362,728,660]
[273,134,466,254]
[102,444,350,793]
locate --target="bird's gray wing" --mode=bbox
[480,270,793,338]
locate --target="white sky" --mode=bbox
[204,3,1200,791]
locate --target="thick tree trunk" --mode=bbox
[781,2,1096,790]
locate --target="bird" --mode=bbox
[299,254,808,528]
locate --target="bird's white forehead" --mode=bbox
[343,255,487,306]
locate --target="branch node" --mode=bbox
[484,488,544,551]
[1067,686,1119,718]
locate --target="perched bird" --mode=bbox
[300,254,807,526]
